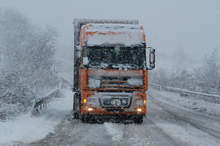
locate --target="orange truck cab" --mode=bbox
[73,19,155,123]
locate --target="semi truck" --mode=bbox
[72,19,155,123]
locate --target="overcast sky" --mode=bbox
[1,0,220,69]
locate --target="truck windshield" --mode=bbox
[86,46,146,69]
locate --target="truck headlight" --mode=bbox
[127,78,143,86]
[88,78,100,88]
[87,107,94,111]
[121,98,128,105]
[87,96,99,106]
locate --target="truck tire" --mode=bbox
[81,115,89,123]
[73,92,80,119]
[73,112,79,119]
[134,116,143,124]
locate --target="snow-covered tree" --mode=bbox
[0,8,58,116]
[197,48,220,93]
[151,47,220,95]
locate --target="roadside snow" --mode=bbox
[149,88,220,146]
[150,88,220,117]
[155,122,220,146]
[0,89,72,145]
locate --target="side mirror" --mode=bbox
[146,47,156,70]
[83,57,89,66]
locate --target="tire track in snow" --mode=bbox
[104,122,123,142]
[148,91,220,146]
[151,95,220,139]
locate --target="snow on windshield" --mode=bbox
[87,46,146,69]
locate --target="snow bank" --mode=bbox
[0,113,56,144]
[150,83,220,104]
[150,88,220,118]
[0,89,73,145]
[149,89,220,146]
[155,123,220,146]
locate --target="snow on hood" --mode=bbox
[85,24,144,46]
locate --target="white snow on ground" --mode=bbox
[104,122,123,141]
[150,88,220,117]
[0,89,72,145]
[155,122,220,146]
[103,122,152,145]
[149,88,220,146]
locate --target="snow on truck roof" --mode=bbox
[84,23,145,46]
[85,23,142,32]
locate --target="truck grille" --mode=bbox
[99,96,131,108]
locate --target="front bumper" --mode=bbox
[81,105,146,116]
[81,113,144,121]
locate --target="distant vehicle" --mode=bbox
[72,19,155,123]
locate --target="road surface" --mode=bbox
[16,88,220,146]
[13,58,220,146]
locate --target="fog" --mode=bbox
[1,1,220,144]
[1,0,220,69]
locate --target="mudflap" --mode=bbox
[72,92,81,119]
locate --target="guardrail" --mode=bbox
[150,83,220,104]
[32,77,72,115]
[32,88,61,115]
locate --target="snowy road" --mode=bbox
[19,102,179,146]
[12,87,220,146]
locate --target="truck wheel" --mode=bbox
[81,115,88,123]
[73,93,80,119]
[96,118,104,124]
[81,116,85,123]
[134,116,143,124]
[73,112,79,119]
